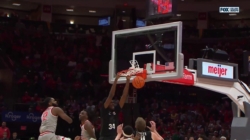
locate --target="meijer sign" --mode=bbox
[202,62,234,79]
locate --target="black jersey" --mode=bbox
[100,105,121,138]
[135,131,152,140]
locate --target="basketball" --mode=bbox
[132,76,145,89]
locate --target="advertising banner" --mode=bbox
[41,5,52,22]
[99,17,110,26]
[161,69,194,86]
[2,111,41,123]
[197,12,208,29]
[197,59,238,82]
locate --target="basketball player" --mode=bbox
[38,97,73,140]
[99,75,131,140]
[135,117,163,140]
[74,109,96,140]
[116,125,134,140]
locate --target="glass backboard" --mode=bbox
[109,21,183,84]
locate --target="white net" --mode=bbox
[118,60,143,76]
[129,60,140,68]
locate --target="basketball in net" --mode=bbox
[132,76,145,89]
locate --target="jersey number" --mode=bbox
[108,123,115,130]
[42,111,48,121]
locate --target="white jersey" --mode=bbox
[81,120,95,140]
[39,107,58,133]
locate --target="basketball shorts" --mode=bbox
[38,132,71,140]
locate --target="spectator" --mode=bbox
[0,122,10,139]
[15,19,25,31]
[9,132,20,140]
[1,132,8,140]
[189,137,194,140]
[220,136,226,140]
[2,17,249,140]
[21,91,31,103]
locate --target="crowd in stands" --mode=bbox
[0,17,249,140]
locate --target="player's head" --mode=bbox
[103,97,115,110]
[123,125,134,139]
[135,117,146,132]
[41,97,57,108]
[79,110,88,121]
[79,108,96,122]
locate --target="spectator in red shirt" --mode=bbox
[21,91,31,103]
[18,75,29,85]
[21,56,33,67]
[34,94,40,102]
[46,76,56,89]
[73,79,82,90]
[35,101,44,113]
[0,122,10,139]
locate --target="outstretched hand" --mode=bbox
[116,74,121,80]
[117,124,123,135]
[147,121,157,132]
[126,75,131,81]
[74,136,80,140]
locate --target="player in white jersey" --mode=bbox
[38,97,73,140]
[74,109,96,140]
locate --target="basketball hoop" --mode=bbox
[118,60,146,78]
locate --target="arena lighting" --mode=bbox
[229,13,237,16]
[89,10,96,13]
[12,3,21,6]
[66,9,74,12]
[70,20,74,24]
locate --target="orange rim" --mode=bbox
[118,70,129,76]
[118,69,147,78]
[136,69,147,79]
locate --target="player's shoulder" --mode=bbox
[52,106,63,110]
[50,107,63,115]
[85,120,92,124]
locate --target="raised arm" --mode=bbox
[151,132,164,140]
[104,75,120,108]
[54,107,73,124]
[119,76,131,108]
[115,124,123,140]
[84,121,96,139]
[147,121,163,140]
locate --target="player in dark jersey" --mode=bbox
[99,75,131,140]
[135,117,163,140]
